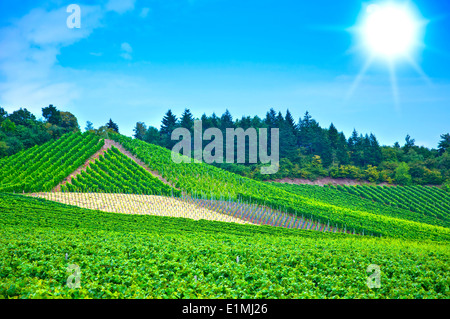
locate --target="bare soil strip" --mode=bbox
[268,177,393,187]
[53,139,173,192]
[29,192,255,225]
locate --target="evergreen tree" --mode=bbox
[220,110,234,131]
[85,121,94,131]
[160,110,178,148]
[403,134,415,153]
[336,132,349,165]
[438,133,450,155]
[328,123,339,149]
[144,126,161,145]
[0,107,7,123]
[368,133,382,165]
[180,109,194,131]
[210,113,220,128]
[106,119,119,133]
[264,108,277,128]
[279,110,297,160]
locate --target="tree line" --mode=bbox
[131,108,450,187]
[0,105,79,157]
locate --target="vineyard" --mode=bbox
[334,185,450,222]
[274,183,450,229]
[29,192,352,234]
[0,132,448,241]
[29,192,252,225]
[1,193,449,298]
[107,133,450,241]
[0,132,102,193]
[61,146,178,197]
[0,131,449,299]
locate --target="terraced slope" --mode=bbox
[335,185,450,222]
[61,146,177,196]
[274,183,450,229]
[1,193,448,299]
[110,133,450,241]
[0,132,103,193]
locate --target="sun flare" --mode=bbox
[348,2,428,108]
[361,3,420,59]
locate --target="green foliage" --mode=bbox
[109,133,450,241]
[0,132,103,192]
[133,122,147,140]
[275,183,450,229]
[106,119,119,133]
[0,106,80,159]
[395,162,412,185]
[333,184,450,224]
[65,146,178,196]
[0,193,449,299]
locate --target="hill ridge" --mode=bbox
[53,139,173,192]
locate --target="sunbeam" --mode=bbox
[347,1,429,107]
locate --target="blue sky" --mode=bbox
[0,0,449,148]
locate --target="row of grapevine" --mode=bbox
[62,146,179,197]
[109,133,450,241]
[179,193,359,235]
[336,185,450,222]
[0,132,104,193]
[274,183,450,229]
[1,193,449,298]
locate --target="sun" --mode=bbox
[361,3,420,59]
[347,2,428,108]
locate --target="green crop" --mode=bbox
[0,132,103,193]
[109,133,450,241]
[63,146,179,196]
[0,193,448,299]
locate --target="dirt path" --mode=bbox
[53,139,174,192]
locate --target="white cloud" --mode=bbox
[121,42,132,53]
[120,42,133,60]
[140,7,150,18]
[0,5,104,113]
[106,0,136,14]
[0,1,140,113]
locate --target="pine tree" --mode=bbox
[438,133,450,155]
[264,108,277,128]
[160,110,178,148]
[403,134,415,153]
[180,109,194,131]
[279,110,297,160]
[106,119,119,133]
[220,110,234,131]
[85,121,94,132]
[328,123,339,149]
[144,126,160,145]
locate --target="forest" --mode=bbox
[131,108,450,187]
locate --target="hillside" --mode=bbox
[101,133,450,241]
[0,132,102,193]
[1,193,449,298]
[1,131,449,242]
